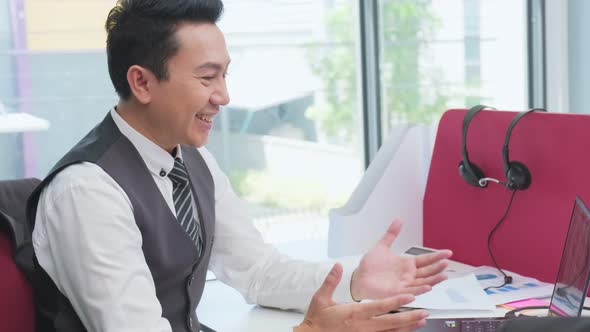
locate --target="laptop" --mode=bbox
[417,196,590,332]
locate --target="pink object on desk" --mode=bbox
[423,109,590,283]
[504,298,549,309]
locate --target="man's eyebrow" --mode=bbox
[194,60,231,72]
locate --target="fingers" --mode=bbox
[369,309,429,331]
[403,269,449,295]
[352,294,416,320]
[415,250,453,268]
[378,220,403,248]
[399,285,431,296]
[409,273,448,290]
[415,259,449,279]
[313,263,343,302]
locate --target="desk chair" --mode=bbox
[0,178,217,332]
[0,178,41,332]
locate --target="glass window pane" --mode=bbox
[378,0,528,135]
[0,0,364,247]
[0,0,116,180]
[567,0,590,114]
[213,0,364,245]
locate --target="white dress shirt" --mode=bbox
[32,109,354,332]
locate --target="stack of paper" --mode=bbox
[407,273,495,311]
[404,266,554,313]
[448,266,554,305]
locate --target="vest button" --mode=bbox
[159,169,166,177]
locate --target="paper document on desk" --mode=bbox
[448,266,554,305]
[406,273,495,310]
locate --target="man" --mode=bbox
[28,1,452,331]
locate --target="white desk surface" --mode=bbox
[198,279,302,332]
[197,239,328,332]
[197,241,515,332]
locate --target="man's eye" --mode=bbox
[201,76,214,80]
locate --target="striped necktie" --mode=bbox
[168,157,202,256]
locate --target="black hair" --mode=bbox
[105,0,224,100]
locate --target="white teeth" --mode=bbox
[196,114,212,123]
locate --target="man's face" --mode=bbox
[147,22,230,149]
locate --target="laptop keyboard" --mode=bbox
[461,319,506,332]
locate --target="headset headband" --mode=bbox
[462,105,495,178]
[502,108,547,174]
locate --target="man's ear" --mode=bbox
[127,65,155,104]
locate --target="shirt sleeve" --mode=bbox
[200,148,355,311]
[32,162,172,332]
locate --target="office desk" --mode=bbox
[196,255,511,332]
[197,279,302,332]
[197,239,328,332]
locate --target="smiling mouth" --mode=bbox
[196,114,213,123]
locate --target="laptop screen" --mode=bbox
[548,196,590,317]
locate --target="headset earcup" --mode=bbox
[459,161,486,187]
[506,161,531,190]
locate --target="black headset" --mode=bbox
[459,105,546,190]
[458,105,495,188]
[501,108,546,190]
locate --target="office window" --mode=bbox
[212,0,364,244]
[0,0,364,246]
[377,0,528,137]
[0,0,116,179]
[567,0,590,114]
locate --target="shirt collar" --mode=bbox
[110,108,182,178]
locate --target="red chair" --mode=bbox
[0,178,41,332]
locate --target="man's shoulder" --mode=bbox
[51,162,106,185]
[41,162,122,203]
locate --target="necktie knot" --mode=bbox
[168,158,189,187]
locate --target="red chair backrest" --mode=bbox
[0,230,35,332]
[0,178,40,332]
[424,109,590,283]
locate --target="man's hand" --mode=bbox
[351,220,453,301]
[295,263,428,332]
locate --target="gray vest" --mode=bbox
[27,113,215,332]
